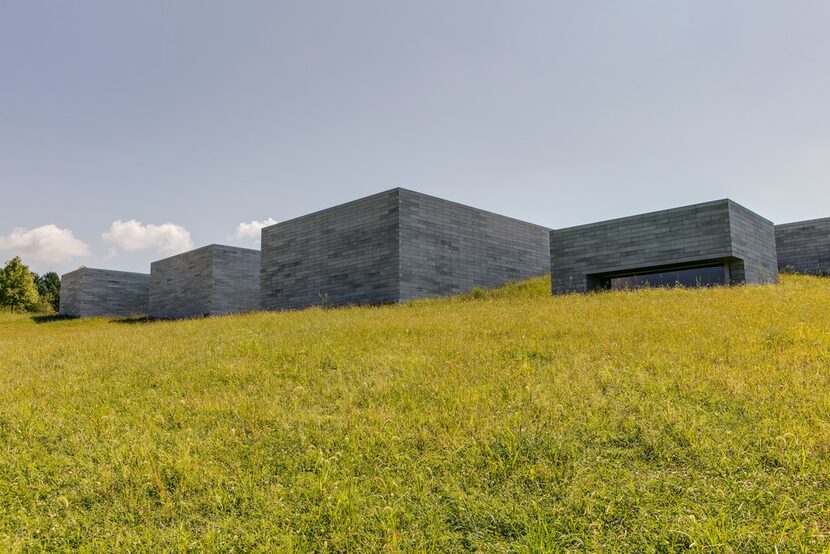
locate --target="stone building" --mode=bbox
[260,188,551,310]
[59,267,149,317]
[775,218,830,275]
[150,244,260,318]
[550,199,778,294]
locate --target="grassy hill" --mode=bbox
[1,274,829,552]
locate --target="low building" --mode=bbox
[775,218,830,275]
[260,188,550,310]
[550,199,778,294]
[59,267,149,317]
[150,244,260,318]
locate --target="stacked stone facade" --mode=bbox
[150,244,260,318]
[775,218,830,275]
[260,188,550,310]
[397,189,550,300]
[58,190,814,318]
[59,267,149,317]
[260,190,401,310]
[550,199,778,294]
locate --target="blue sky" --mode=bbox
[2,1,829,274]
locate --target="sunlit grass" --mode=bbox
[1,274,829,551]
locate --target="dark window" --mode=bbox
[608,264,726,290]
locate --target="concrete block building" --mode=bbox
[59,267,149,317]
[550,199,778,294]
[150,244,260,318]
[260,188,550,310]
[775,218,830,275]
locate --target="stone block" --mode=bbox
[260,188,550,310]
[150,244,260,318]
[551,199,778,293]
[775,218,830,274]
[59,267,149,317]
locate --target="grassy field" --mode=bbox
[1,274,829,552]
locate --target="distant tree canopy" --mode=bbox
[0,257,61,313]
[35,271,61,312]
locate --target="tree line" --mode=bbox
[0,257,61,313]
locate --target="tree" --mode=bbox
[0,257,40,312]
[34,271,61,312]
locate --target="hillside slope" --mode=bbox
[1,275,829,551]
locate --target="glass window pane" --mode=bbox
[610,265,725,290]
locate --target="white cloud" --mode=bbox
[234,218,277,240]
[0,224,91,264]
[102,220,193,254]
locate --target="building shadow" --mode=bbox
[31,314,160,325]
[31,314,75,324]
[108,316,155,325]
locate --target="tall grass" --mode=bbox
[0,274,829,551]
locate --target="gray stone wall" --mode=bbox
[150,246,214,318]
[260,188,551,310]
[775,218,830,275]
[58,269,83,317]
[59,267,149,317]
[727,200,779,284]
[150,244,260,318]
[551,199,777,294]
[210,245,261,315]
[398,189,550,300]
[260,190,401,310]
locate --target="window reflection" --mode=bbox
[609,265,726,290]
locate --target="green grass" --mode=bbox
[1,274,830,552]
